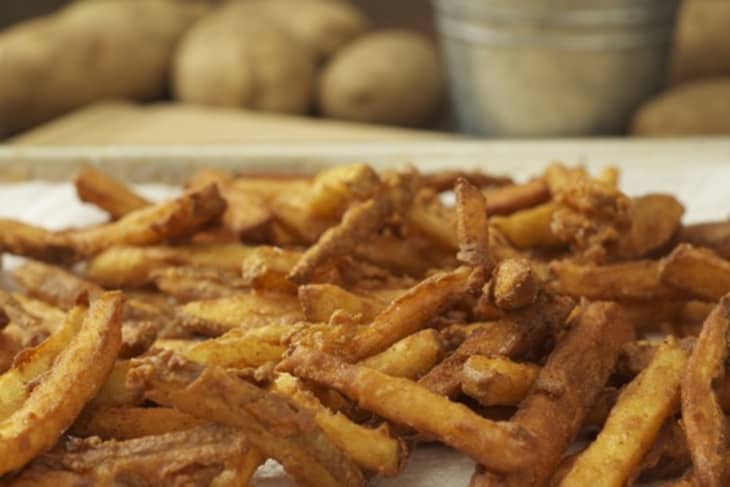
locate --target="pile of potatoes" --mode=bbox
[631,0,730,136]
[0,0,446,139]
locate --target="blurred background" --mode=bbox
[1,0,728,144]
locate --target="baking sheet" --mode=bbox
[1,139,729,485]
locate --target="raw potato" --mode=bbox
[318,30,446,126]
[670,0,730,85]
[631,79,730,136]
[0,0,206,138]
[173,2,316,114]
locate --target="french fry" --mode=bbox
[86,243,254,288]
[660,243,730,301]
[307,163,380,219]
[543,163,590,194]
[618,194,684,258]
[483,179,551,216]
[406,188,458,250]
[0,219,74,262]
[71,406,204,440]
[0,292,123,475]
[241,246,302,292]
[74,165,149,219]
[461,355,540,407]
[278,347,536,473]
[271,372,405,475]
[87,360,144,409]
[681,295,730,487]
[151,266,248,301]
[12,260,102,309]
[9,293,66,335]
[175,292,303,336]
[491,203,562,249]
[180,329,286,368]
[490,258,539,310]
[131,351,365,487]
[633,420,690,483]
[299,283,389,323]
[473,302,635,486]
[422,170,512,192]
[353,232,456,277]
[549,259,680,300]
[559,338,687,487]
[455,177,492,268]
[679,220,730,259]
[66,183,226,257]
[359,329,445,379]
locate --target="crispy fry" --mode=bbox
[679,220,730,259]
[12,260,102,309]
[359,329,445,379]
[272,372,405,475]
[0,219,74,262]
[455,177,492,268]
[88,360,144,409]
[483,179,551,216]
[0,292,123,475]
[241,246,302,292]
[634,420,690,483]
[299,283,389,323]
[86,243,254,288]
[9,293,66,335]
[406,188,458,250]
[131,351,365,487]
[660,243,730,301]
[491,203,562,249]
[560,338,687,487]
[490,258,539,310]
[681,295,730,487]
[71,406,204,440]
[474,302,635,486]
[66,183,226,256]
[175,292,303,337]
[307,163,380,219]
[461,355,540,407]
[353,232,456,277]
[74,166,149,219]
[151,266,248,301]
[180,329,286,368]
[618,194,684,258]
[278,347,535,473]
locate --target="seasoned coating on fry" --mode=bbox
[490,258,539,310]
[130,351,365,487]
[70,406,204,440]
[483,179,551,216]
[660,243,730,301]
[461,355,539,407]
[455,177,492,268]
[74,166,150,219]
[681,295,730,487]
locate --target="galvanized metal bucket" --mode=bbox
[433,0,681,137]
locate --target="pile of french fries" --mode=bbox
[0,162,729,486]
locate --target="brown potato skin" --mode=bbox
[318,30,445,126]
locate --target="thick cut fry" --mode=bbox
[618,194,684,258]
[679,220,730,259]
[176,292,303,336]
[130,352,365,487]
[272,373,405,475]
[549,259,680,300]
[307,163,380,219]
[6,425,258,487]
[359,329,444,379]
[490,258,539,310]
[560,338,687,487]
[0,219,74,262]
[0,306,84,419]
[278,348,535,473]
[66,183,226,256]
[681,295,730,487]
[661,243,730,301]
[491,203,562,249]
[151,266,248,301]
[455,177,492,268]
[461,355,540,407]
[71,406,204,440]
[299,283,389,323]
[241,246,302,292]
[74,166,149,219]
[473,302,635,487]
[483,179,551,216]
[86,243,254,288]
[0,292,123,475]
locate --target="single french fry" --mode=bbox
[299,283,389,323]
[272,373,405,476]
[560,338,687,487]
[0,219,74,262]
[74,166,149,219]
[0,292,123,475]
[461,355,540,407]
[618,194,684,258]
[660,243,730,301]
[241,246,301,292]
[490,258,539,310]
[71,406,204,439]
[549,259,680,300]
[353,232,456,277]
[278,347,535,473]
[359,329,445,379]
[474,302,635,487]
[406,188,458,250]
[12,260,103,309]
[679,220,730,260]
[307,163,380,219]
[131,351,365,487]
[180,330,286,368]
[483,179,551,216]
[151,266,248,302]
[88,360,144,409]
[10,293,66,336]
[491,203,562,249]
[455,177,492,268]
[681,295,730,487]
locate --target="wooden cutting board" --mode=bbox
[10,101,456,145]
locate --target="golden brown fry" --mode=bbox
[151,266,247,301]
[679,220,730,259]
[406,188,458,250]
[9,293,66,336]
[299,283,389,323]
[279,347,535,473]
[483,179,551,216]
[633,420,690,484]
[455,177,492,268]
[461,355,540,407]
[0,292,123,475]
[618,194,684,258]
[661,243,730,301]
[12,260,102,309]
[180,329,286,368]
[491,203,562,250]
[86,243,254,288]
[490,258,539,310]
[549,259,680,300]
[175,292,303,337]
[473,302,635,486]
[71,406,204,440]
[307,163,380,219]
[87,360,144,410]
[353,231,456,277]
[131,351,365,487]
[7,425,258,487]
[359,329,445,379]
[0,219,74,262]
[241,245,302,292]
[681,295,730,487]
[543,163,589,195]
[74,165,149,219]
[560,338,687,487]
[422,170,512,192]
[66,183,226,257]
[272,372,405,476]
